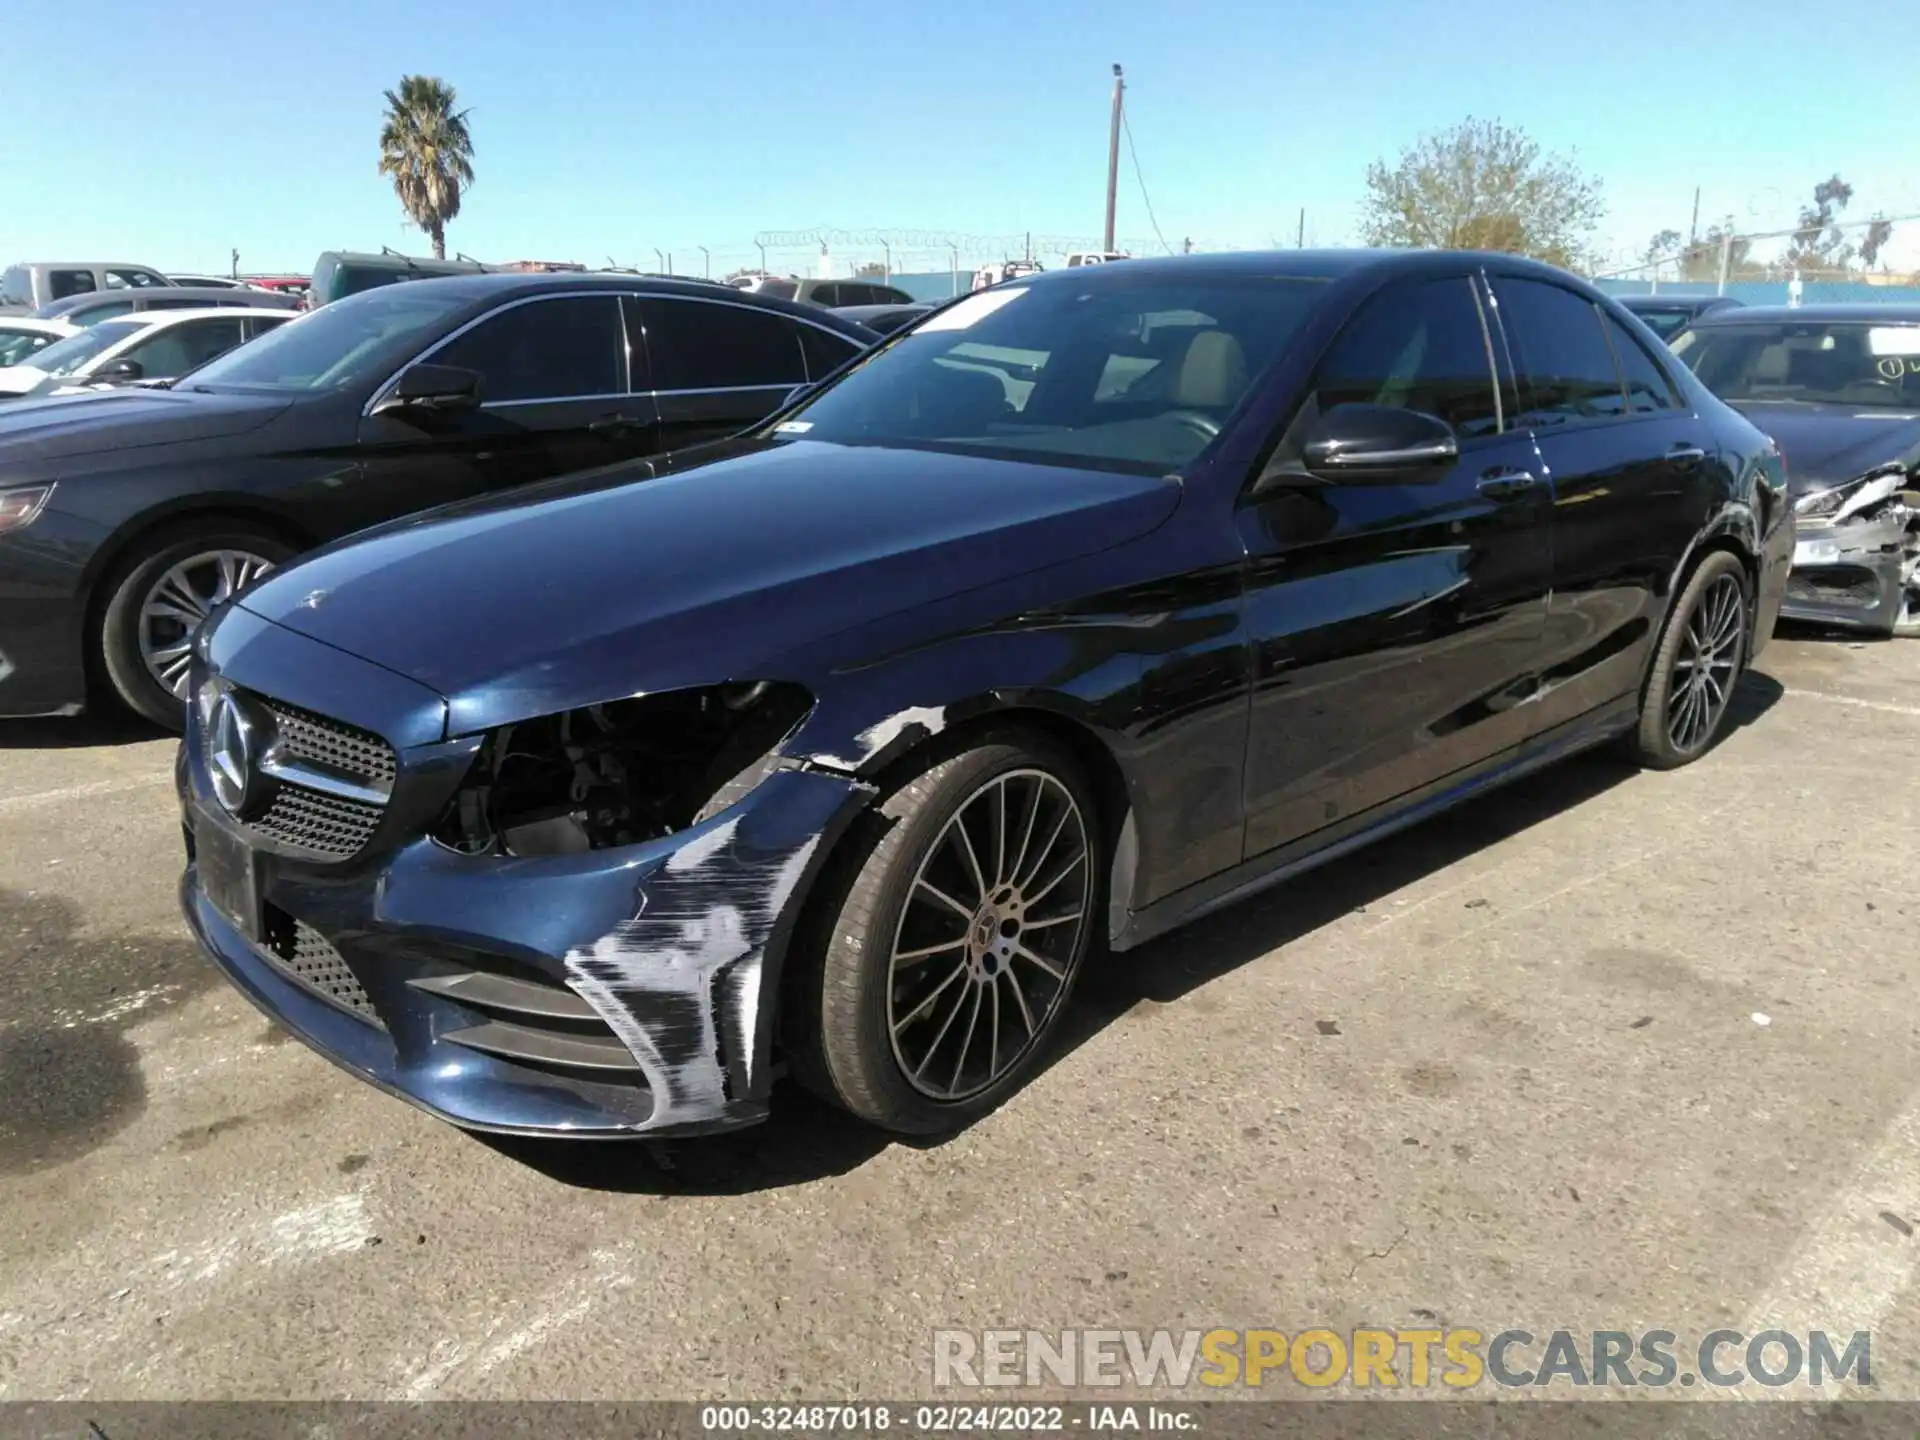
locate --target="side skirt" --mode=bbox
[1111,696,1639,953]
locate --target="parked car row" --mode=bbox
[158,249,1798,1145]
[0,307,293,401]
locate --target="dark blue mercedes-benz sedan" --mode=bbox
[177,249,1794,1140]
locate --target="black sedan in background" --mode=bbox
[176,250,1791,1144]
[834,302,935,337]
[0,274,875,726]
[1619,293,1743,342]
[1672,303,1920,635]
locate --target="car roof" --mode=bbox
[1012,247,1583,287]
[1618,294,1736,309]
[109,306,295,327]
[834,302,932,320]
[40,286,300,315]
[10,260,164,271]
[1685,301,1920,326]
[0,317,70,333]
[378,270,880,338]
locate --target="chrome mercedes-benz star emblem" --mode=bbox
[207,691,257,815]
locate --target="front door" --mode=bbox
[355,292,654,517]
[1235,273,1554,859]
[1485,275,1717,733]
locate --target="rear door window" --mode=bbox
[799,324,863,380]
[75,299,134,324]
[1308,276,1502,438]
[1602,311,1683,413]
[50,270,97,299]
[1493,277,1629,425]
[0,268,33,307]
[636,297,806,390]
[105,268,166,289]
[431,295,626,403]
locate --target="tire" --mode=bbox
[98,520,294,730]
[1628,549,1750,770]
[796,735,1103,1134]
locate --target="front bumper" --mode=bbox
[1779,519,1914,635]
[0,507,102,718]
[177,614,872,1139]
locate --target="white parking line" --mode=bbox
[1737,1099,1920,1394]
[0,773,173,813]
[1783,689,1920,719]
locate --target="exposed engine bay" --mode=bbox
[431,682,815,857]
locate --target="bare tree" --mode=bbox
[1359,117,1605,269]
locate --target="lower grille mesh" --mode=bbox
[1788,568,1880,607]
[254,785,384,858]
[264,917,383,1027]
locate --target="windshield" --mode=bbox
[29,320,143,377]
[1673,321,1920,407]
[0,330,55,366]
[772,274,1325,472]
[182,285,470,392]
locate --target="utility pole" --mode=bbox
[1688,186,1701,248]
[882,240,892,282]
[1716,230,1733,296]
[230,247,239,279]
[1103,64,1125,255]
[699,245,710,278]
[1297,209,1305,248]
[756,240,767,273]
[654,248,665,273]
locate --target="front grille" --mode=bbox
[263,913,383,1027]
[259,697,397,790]
[253,783,385,858]
[1788,566,1880,607]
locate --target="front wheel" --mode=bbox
[98,521,293,729]
[797,736,1103,1134]
[1628,550,1749,769]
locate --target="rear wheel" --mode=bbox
[1628,550,1749,769]
[797,736,1101,1134]
[99,521,292,729]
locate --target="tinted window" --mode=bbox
[185,284,471,393]
[1603,313,1681,413]
[74,300,134,325]
[1495,278,1627,425]
[640,298,806,390]
[1671,321,1920,408]
[0,268,32,306]
[1631,307,1692,341]
[106,269,165,289]
[334,265,410,300]
[0,329,54,366]
[432,295,625,403]
[799,323,863,380]
[756,279,798,302]
[148,297,202,311]
[122,318,248,378]
[780,274,1325,473]
[50,270,97,299]
[1309,277,1501,438]
[808,283,840,306]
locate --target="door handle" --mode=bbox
[588,413,647,435]
[1667,443,1707,465]
[1476,467,1539,500]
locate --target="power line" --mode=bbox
[1120,111,1175,256]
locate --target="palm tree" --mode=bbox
[376,76,474,260]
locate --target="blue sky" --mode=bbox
[11,0,1918,279]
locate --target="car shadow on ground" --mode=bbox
[0,708,170,750]
[489,673,1785,1197]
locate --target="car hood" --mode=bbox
[0,385,294,463]
[1729,401,1920,495]
[238,438,1183,735]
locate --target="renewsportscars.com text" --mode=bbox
[932,1328,1873,1390]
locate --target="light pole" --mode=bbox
[1103,64,1125,255]
[699,245,710,278]
[654,248,665,273]
[882,241,892,282]
[757,241,767,273]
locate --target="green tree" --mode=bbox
[1359,117,1604,268]
[377,75,475,260]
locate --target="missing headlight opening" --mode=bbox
[431,682,814,857]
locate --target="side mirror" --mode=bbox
[372,362,482,417]
[93,357,144,384]
[1264,403,1459,490]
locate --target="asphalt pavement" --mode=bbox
[0,629,1916,1402]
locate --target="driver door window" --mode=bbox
[1308,277,1502,437]
[431,295,626,403]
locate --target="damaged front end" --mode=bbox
[178,628,875,1139]
[1783,467,1920,636]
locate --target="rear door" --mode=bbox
[354,292,644,518]
[1486,274,1713,734]
[630,295,811,451]
[1236,272,1554,859]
